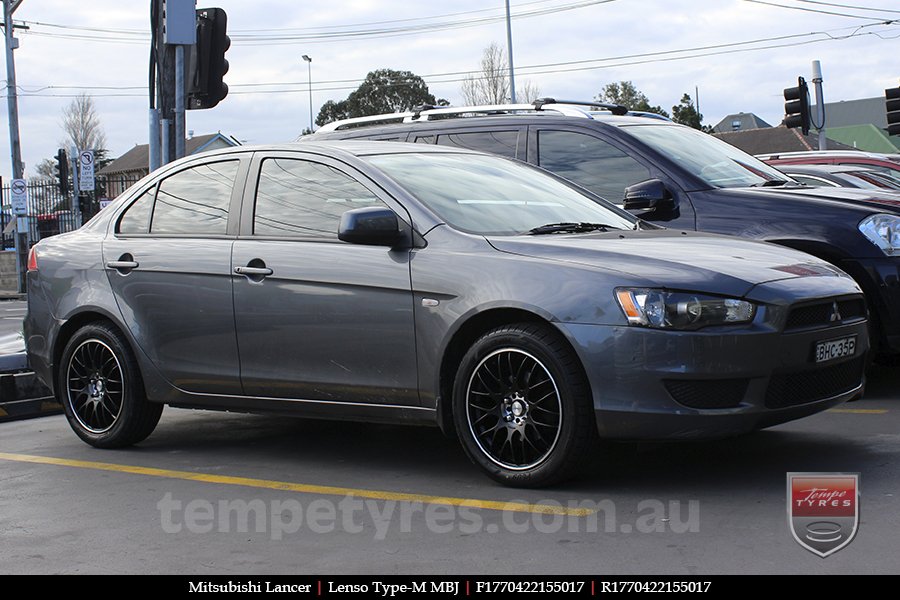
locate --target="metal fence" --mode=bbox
[1,174,142,250]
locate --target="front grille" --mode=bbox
[764,356,865,409]
[664,378,750,409]
[785,298,867,332]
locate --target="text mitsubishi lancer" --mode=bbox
[25,142,868,486]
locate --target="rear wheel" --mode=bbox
[452,323,597,487]
[58,322,162,448]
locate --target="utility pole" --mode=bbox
[3,0,26,293]
[152,0,195,168]
[811,60,826,151]
[504,0,516,104]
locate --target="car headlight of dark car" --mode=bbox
[858,213,899,256]
[615,288,756,330]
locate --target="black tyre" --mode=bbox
[58,322,162,448]
[452,323,597,487]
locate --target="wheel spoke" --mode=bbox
[466,347,563,471]
[66,339,125,435]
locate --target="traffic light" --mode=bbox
[886,87,900,136]
[187,7,230,110]
[783,77,811,135]
[55,148,69,195]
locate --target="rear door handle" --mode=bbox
[107,260,139,269]
[107,253,139,274]
[234,266,273,277]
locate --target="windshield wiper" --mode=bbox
[527,222,621,235]
[750,179,789,187]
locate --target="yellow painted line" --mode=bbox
[0,452,592,517]
[827,408,888,414]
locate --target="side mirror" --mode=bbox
[623,179,679,220]
[338,206,407,247]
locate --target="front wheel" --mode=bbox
[58,322,162,448]
[452,323,597,487]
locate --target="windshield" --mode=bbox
[365,152,637,235]
[624,124,791,188]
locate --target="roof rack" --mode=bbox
[315,98,630,133]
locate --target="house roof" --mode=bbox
[713,125,854,155]
[711,112,772,134]
[822,124,900,154]
[100,133,238,175]
[811,97,888,129]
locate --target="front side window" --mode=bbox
[151,161,239,234]
[538,130,651,203]
[254,158,386,238]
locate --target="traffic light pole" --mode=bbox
[811,61,826,152]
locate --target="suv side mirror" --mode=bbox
[338,207,407,247]
[623,179,678,219]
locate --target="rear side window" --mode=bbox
[253,157,386,238]
[151,161,239,234]
[117,187,155,234]
[436,131,518,158]
[538,130,651,203]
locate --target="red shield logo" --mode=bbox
[788,473,859,558]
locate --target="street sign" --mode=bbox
[79,150,95,191]
[11,178,28,215]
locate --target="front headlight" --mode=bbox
[859,214,899,256]
[615,288,756,330]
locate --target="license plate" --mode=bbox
[814,335,857,363]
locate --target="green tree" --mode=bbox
[671,93,706,130]
[597,81,668,117]
[316,69,448,126]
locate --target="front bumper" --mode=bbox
[557,317,867,440]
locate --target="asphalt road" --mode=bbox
[1,365,898,575]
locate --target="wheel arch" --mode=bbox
[435,307,589,438]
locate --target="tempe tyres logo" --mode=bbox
[787,473,859,558]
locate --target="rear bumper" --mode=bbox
[556,318,868,440]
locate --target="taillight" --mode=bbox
[27,246,38,272]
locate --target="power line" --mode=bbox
[742,0,893,20]
[20,1,618,45]
[12,21,896,97]
[794,0,900,15]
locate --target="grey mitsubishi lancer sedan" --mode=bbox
[25,141,868,486]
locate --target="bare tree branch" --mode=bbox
[61,93,107,152]
[461,43,540,105]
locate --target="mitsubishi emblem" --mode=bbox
[829,301,842,323]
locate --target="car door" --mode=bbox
[232,151,418,405]
[102,156,247,394]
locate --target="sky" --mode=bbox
[1,0,899,180]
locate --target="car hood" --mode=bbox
[487,230,849,298]
[728,185,900,212]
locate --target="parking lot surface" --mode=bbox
[1,367,898,575]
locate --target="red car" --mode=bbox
[758,151,900,185]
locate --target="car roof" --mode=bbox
[179,140,479,161]
[310,100,678,138]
